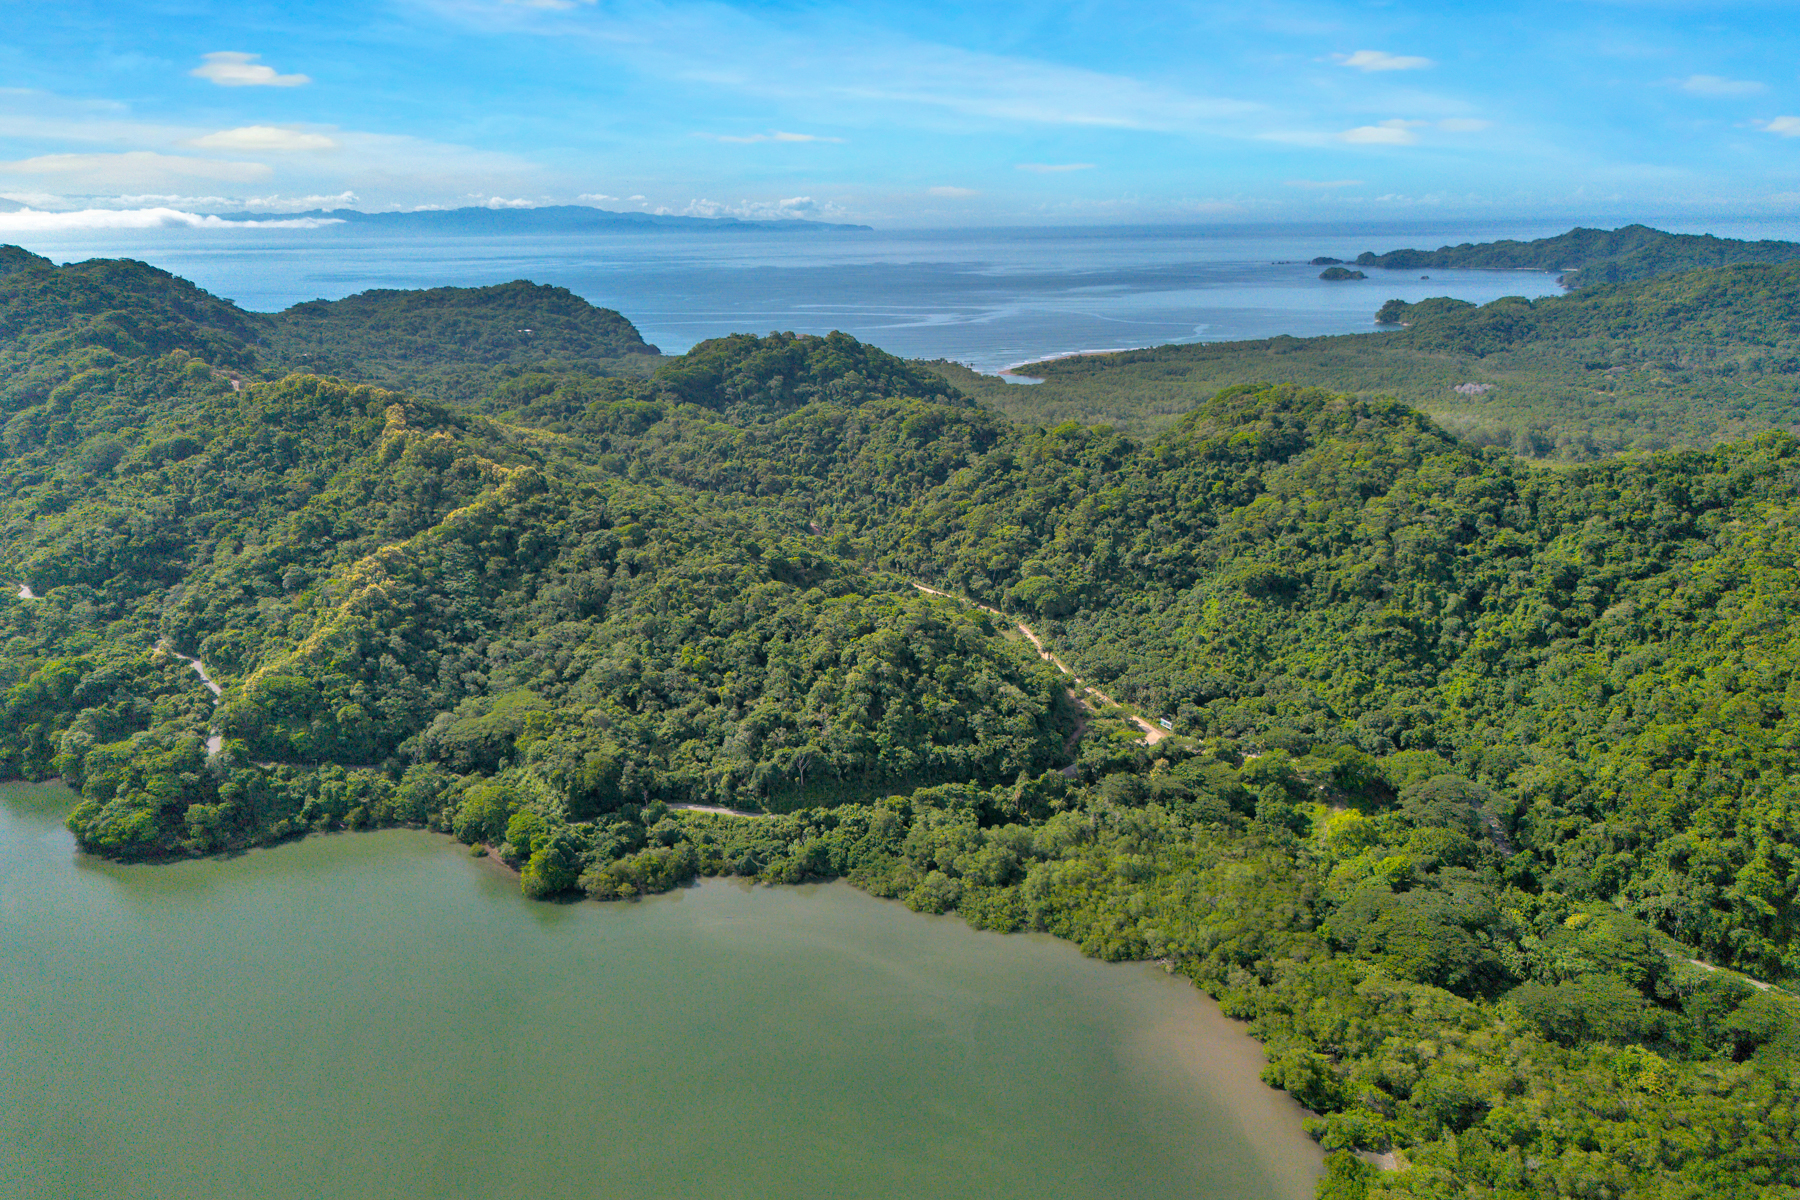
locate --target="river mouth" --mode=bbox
[1,782,1321,1200]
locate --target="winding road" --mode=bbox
[668,803,771,819]
[910,582,1168,745]
[1680,954,1782,995]
[157,641,225,756]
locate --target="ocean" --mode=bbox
[15,216,1798,372]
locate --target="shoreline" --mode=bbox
[980,262,1563,380]
[5,781,1334,1189]
[0,793,1330,1198]
[994,344,1144,380]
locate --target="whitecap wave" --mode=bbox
[0,207,344,232]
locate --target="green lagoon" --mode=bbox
[0,781,1321,1200]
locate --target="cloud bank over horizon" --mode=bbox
[0,0,1795,227]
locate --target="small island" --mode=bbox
[1318,266,1367,281]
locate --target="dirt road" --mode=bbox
[910,582,1166,745]
[669,803,771,819]
[157,641,225,756]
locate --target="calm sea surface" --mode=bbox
[0,782,1322,1200]
[22,217,1794,373]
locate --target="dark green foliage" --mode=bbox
[0,246,53,276]
[653,329,968,419]
[257,280,662,402]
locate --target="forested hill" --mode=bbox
[1374,258,1800,350]
[0,253,267,367]
[937,258,1800,456]
[1353,223,1800,287]
[0,255,666,404]
[3,247,1799,1200]
[258,281,663,400]
[0,245,52,276]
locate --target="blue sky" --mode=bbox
[1,0,1797,226]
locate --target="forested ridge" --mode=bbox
[1353,224,1800,287]
[0,246,662,404]
[3,246,1799,1199]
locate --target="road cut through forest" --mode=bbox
[909,582,1168,745]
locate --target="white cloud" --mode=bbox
[1761,116,1800,136]
[578,192,617,201]
[190,52,311,88]
[1338,50,1435,72]
[628,194,645,201]
[1016,162,1096,173]
[0,207,340,232]
[239,191,359,210]
[927,186,979,197]
[1338,121,1419,145]
[672,195,843,220]
[481,196,537,207]
[1284,179,1362,189]
[0,88,547,210]
[30,190,355,213]
[190,126,338,151]
[107,193,236,207]
[1679,74,1765,97]
[696,130,843,144]
[0,151,273,186]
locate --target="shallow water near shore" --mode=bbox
[1,781,1322,1200]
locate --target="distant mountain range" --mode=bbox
[216,204,874,234]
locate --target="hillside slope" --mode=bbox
[259,280,663,400]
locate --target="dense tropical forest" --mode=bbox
[932,257,1800,457]
[3,241,1799,1199]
